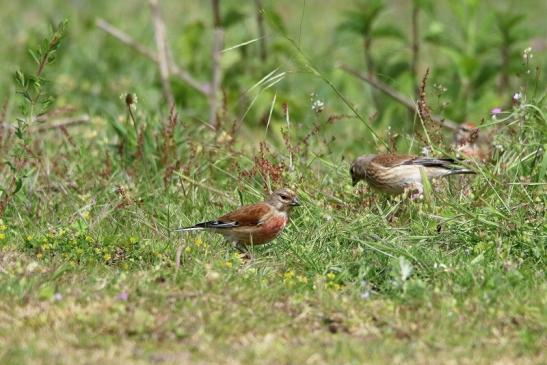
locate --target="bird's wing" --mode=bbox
[403,157,456,169]
[372,154,417,167]
[401,156,474,175]
[215,203,274,227]
[373,154,470,172]
[178,203,274,231]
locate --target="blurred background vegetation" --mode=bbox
[1,0,545,158]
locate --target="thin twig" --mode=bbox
[339,64,458,130]
[210,0,224,128]
[175,240,184,271]
[32,115,91,132]
[411,1,420,95]
[96,18,156,60]
[1,115,91,132]
[210,29,224,128]
[0,97,9,144]
[211,0,221,28]
[254,0,267,61]
[417,68,432,123]
[175,172,237,205]
[149,0,175,107]
[96,18,210,95]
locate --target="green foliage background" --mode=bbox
[0,1,545,364]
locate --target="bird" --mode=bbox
[175,188,300,250]
[452,122,491,162]
[350,153,475,199]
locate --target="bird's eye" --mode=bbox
[279,194,289,200]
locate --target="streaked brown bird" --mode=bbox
[350,154,475,198]
[453,122,491,162]
[175,188,300,249]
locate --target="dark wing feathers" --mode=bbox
[404,156,475,174]
[193,220,239,229]
[404,157,456,168]
[217,203,272,227]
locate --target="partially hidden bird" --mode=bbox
[175,188,300,250]
[452,122,491,162]
[350,154,475,198]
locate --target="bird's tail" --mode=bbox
[174,220,237,232]
[173,225,205,232]
[445,167,476,176]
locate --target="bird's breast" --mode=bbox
[227,213,288,245]
[263,213,288,232]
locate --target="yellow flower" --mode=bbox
[82,211,90,220]
[283,270,296,286]
[194,238,203,247]
[326,272,336,281]
[232,252,244,264]
[0,224,7,231]
[129,236,138,244]
[225,261,233,268]
[0,233,5,240]
[26,235,33,241]
[284,270,295,281]
[78,193,91,202]
[103,253,111,262]
[184,246,192,253]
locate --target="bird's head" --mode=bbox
[267,188,300,212]
[350,155,375,186]
[454,122,479,146]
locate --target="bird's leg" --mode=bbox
[233,241,252,261]
[410,183,424,200]
[404,183,424,201]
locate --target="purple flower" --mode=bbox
[117,291,129,301]
[491,107,502,116]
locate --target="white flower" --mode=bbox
[399,256,413,282]
[522,47,533,62]
[311,99,324,113]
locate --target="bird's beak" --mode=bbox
[290,197,301,206]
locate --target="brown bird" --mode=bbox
[175,188,300,249]
[350,154,475,198]
[453,122,491,162]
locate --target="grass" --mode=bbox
[0,1,546,364]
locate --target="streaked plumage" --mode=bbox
[175,188,300,245]
[350,153,475,196]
